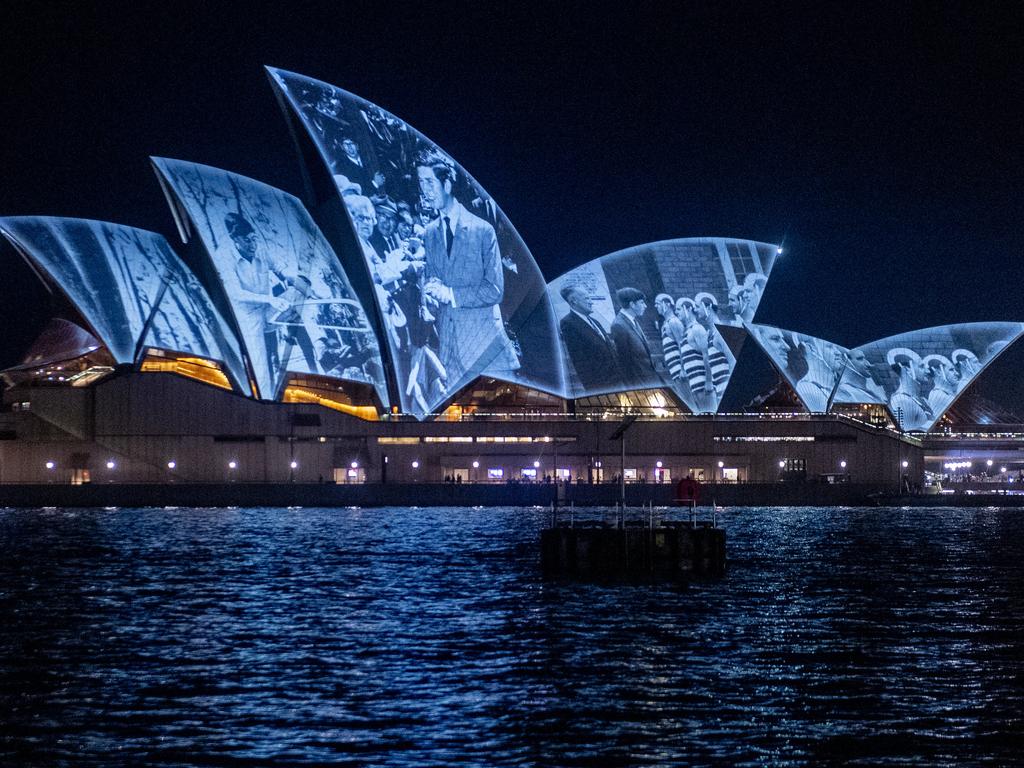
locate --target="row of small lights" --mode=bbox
[43,457,870,471]
[42,456,918,473]
[944,459,1008,472]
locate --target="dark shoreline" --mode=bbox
[1,482,1017,508]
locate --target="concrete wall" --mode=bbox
[0,372,923,492]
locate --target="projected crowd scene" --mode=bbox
[0,217,250,393]
[751,322,1024,431]
[549,238,778,410]
[269,68,563,417]
[843,323,1024,431]
[153,158,386,403]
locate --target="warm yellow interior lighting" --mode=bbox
[440,404,463,421]
[140,356,232,390]
[282,386,379,421]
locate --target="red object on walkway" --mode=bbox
[676,476,702,504]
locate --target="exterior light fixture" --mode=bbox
[656,460,663,468]
[412,460,419,469]
[167,461,176,470]
[901,460,909,468]
[106,460,115,470]
[777,247,784,254]
[472,460,479,468]
[290,461,298,469]
[778,460,786,468]
[987,459,994,467]
[533,460,540,468]
[717,461,724,468]
[45,460,55,470]
[350,461,358,469]
[228,461,237,469]
[840,460,847,469]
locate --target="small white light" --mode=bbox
[656,460,663,468]
[901,460,909,468]
[717,461,724,468]
[472,461,479,468]
[533,460,540,468]
[777,247,784,254]
[290,461,298,469]
[1001,467,1007,473]
[779,460,786,468]
[840,460,847,469]
[412,460,419,469]
[167,461,176,470]
[106,461,115,470]
[45,461,55,470]
[228,461,237,469]
[987,459,994,467]
[350,461,358,469]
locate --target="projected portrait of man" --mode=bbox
[416,148,519,387]
[836,347,885,403]
[727,284,755,326]
[923,354,959,415]
[887,347,933,430]
[558,284,618,391]
[610,287,657,387]
[225,212,289,379]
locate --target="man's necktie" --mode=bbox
[444,216,453,256]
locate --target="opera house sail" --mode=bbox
[748,321,1024,431]
[267,67,564,418]
[549,238,778,410]
[152,157,388,406]
[0,216,251,395]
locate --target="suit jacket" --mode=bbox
[334,155,375,195]
[423,201,517,385]
[560,310,619,392]
[610,311,657,387]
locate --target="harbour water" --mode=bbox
[2,505,1023,766]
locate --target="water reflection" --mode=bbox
[1,506,1023,765]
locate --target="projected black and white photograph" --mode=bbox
[549,238,777,410]
[269,68,563,417]
[0,217,250,393]
[842,323,1024,431]
[749,325,855,413]
[153,158,387,404]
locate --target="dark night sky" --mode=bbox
[2,2,1022,405]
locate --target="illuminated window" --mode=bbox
[379,437,421,444]
[521,468,537,479]
[487,468,504,480]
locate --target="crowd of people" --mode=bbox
[221,205,383,392]
[754,325,989,430]
[558,283,736,412]
[281,74,524,415]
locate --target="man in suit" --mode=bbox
[470,194,518,274]
[558,284,619,392]
[370,198,402,257]
[610,287,657,387]
[416,149,519,390]
[334,137,385,198]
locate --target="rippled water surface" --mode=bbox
[2,505,1024,766]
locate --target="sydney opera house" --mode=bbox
[0,67,1019,493]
